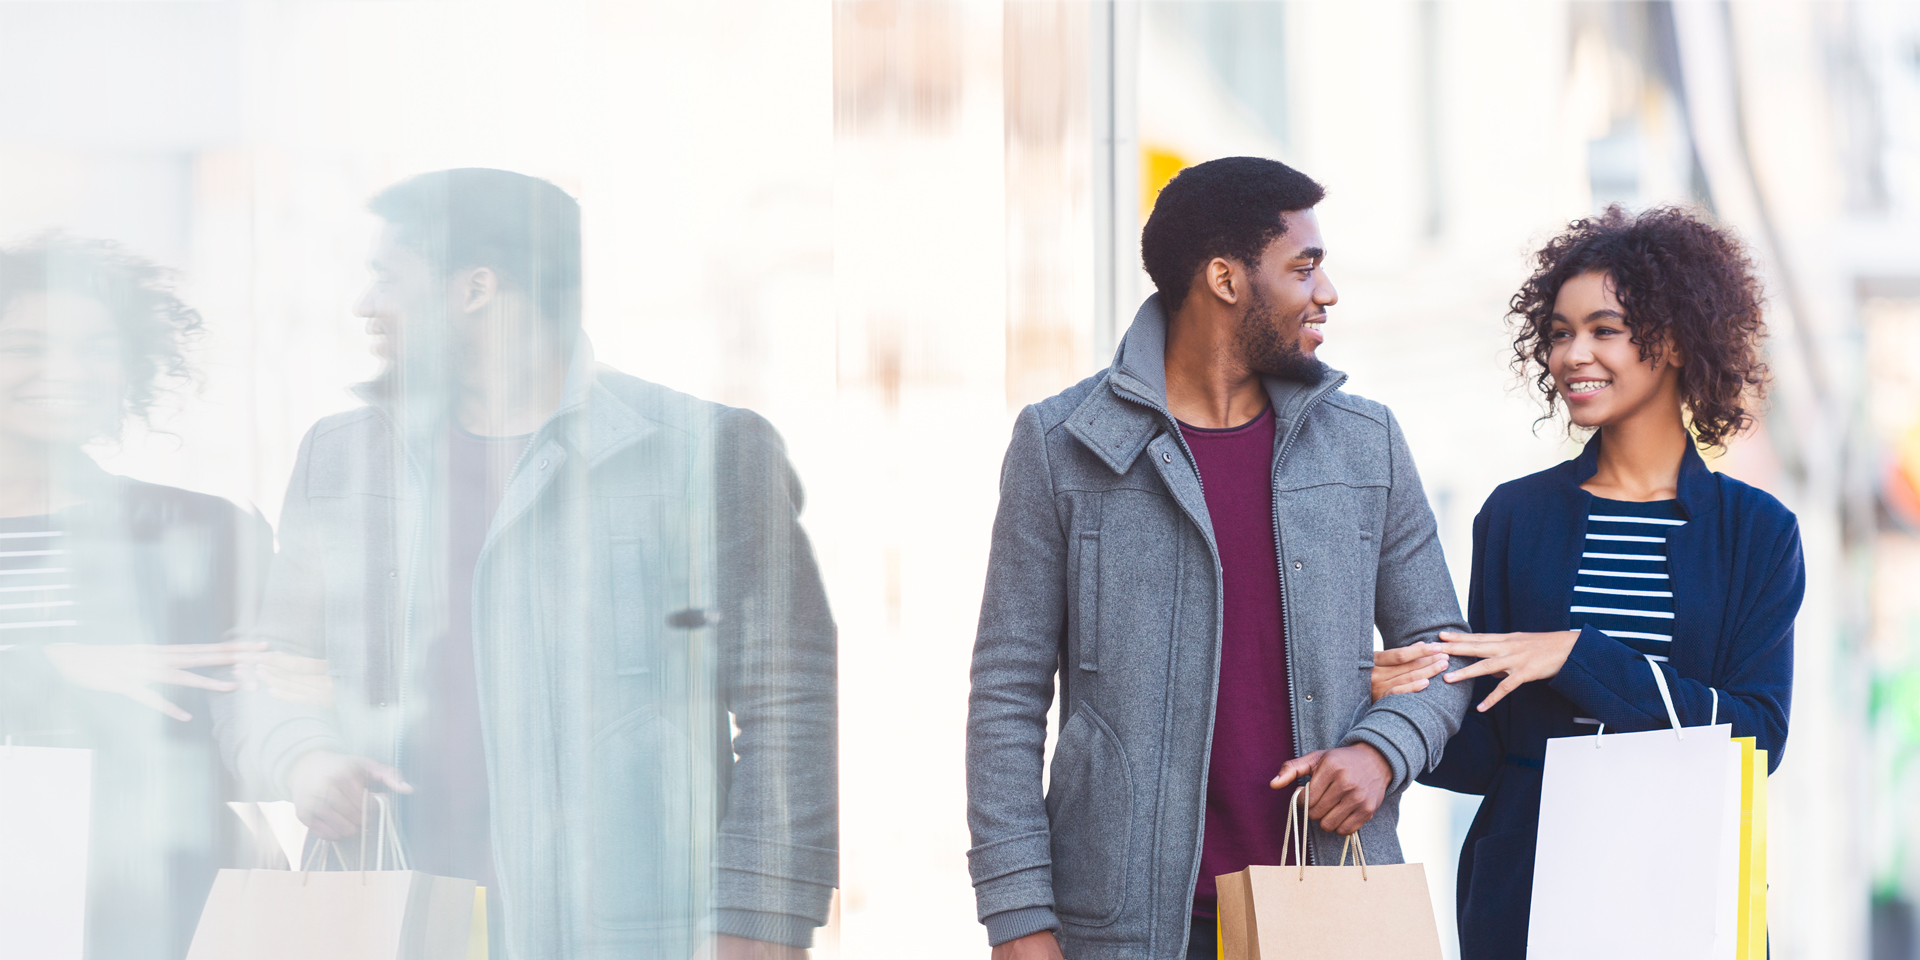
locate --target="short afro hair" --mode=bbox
[0,235,204,426]
[1511,205,1769,451]
[1140,157,1326,313]
[369,168,582,333]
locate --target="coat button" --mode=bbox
[1293,560,1303,571]
[388,570,398,578]
[1305,694,1314,702]
[539,458,550,469]
[1163,452,1173,463]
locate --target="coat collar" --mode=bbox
[1065,293,1347,474]
[347,334,654,473]
[1559,432,1721,520]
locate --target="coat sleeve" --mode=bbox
[1341,410,1473,794]
[965,405,1068,946]
[710,409,840,948]
[1550,513,1800,773]
[1416,503,1506,796]
[210,426,349,798]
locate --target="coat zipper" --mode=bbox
[1267,378,1343,865]
[1112,372,1346,873]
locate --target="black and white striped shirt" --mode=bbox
[1570,497,1685,661]
[0,515,76,649]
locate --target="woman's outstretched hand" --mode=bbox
[1432,630,1581,712]
[1368,642,1450,702]
[42,641,271,721]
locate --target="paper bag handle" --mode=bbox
[1338,833,1369,881]
[1277,779,1371,881]
[1593,657,1712,748]
[358,791,410,873]
[297,791,410,879]
[1279,780,1310,880]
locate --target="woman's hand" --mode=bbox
[42,641,270,721]
[1434,630,1581,712]
[1369,642,1450,702]
[236,652,335,707]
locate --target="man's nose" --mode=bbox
[1314,271,1338,307]
[352,287,376,319]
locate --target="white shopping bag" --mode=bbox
[0,743,92,960]
[189,793,476,960]
[1529,656,1744,960]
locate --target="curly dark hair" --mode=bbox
[1141,157,1325,314]
[1510,205,1768,451]
[0,235,205,425]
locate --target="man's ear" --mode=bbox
[456,267,498,314]
[1202,256,1241,306]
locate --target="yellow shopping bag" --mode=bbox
[1735,738,1768,960]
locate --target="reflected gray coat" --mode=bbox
[216,345,836,959]
[966,296,1471,958]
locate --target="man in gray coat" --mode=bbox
[967,157,1469,960]
[217,169,836,960]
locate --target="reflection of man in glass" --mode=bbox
[0,237,270,960]
[218,169,837,959]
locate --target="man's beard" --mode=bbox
[1236,287,1323,382]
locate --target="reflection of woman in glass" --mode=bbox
[1368,207,1801,960]
[0,237,269,960]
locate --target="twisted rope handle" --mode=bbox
[1279,780,1311,880]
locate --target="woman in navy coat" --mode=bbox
[1371,205,1802,960]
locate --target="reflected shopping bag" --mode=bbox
[1216,781,1443,960]
[1529,656,1745,960]
[186,793,477,960]
[0,744,91,960]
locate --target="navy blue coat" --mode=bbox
[1421,435,1802,960]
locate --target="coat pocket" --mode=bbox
[1045,705,1132,926]
[587,709,697,929]
[1075,532,1100,672]
[603,496,687,677]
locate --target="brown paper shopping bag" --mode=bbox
[187,794,476,960]
[1216,782,1443,960]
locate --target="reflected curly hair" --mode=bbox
[1510,205,1768,451]
[0,235,204,425]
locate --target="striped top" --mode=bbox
[0,514,76,649]
[1570,496,1685,661]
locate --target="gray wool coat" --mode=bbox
[215,342,837,959]
[966,295,1471,959]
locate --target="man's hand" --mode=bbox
[236,652,335,707]
[1268,743,1392,836]
[287,750,411,841]
[1433,630,1580,712]
[991,931,1064,960]
[42,641,271,721]
[1369,642,1450,702]
[693,934,807,960]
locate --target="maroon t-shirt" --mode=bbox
[1179,406,1295,917]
